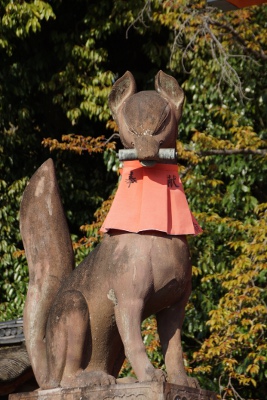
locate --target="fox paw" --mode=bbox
[152,369,167,382]
[168,374,200,388]
[61,370,116,388]
[187,376,200,388]
[140,368,166,383]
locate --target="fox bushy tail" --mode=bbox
[20,159,74,387]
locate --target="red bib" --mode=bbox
[101,161,202,235]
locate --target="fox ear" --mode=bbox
[109,71,137,121]
[155,70,185,120]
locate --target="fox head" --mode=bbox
[109,70,184,162]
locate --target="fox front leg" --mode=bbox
[156,288,199,388]
[110,252,166,383]
[114,297,166,383]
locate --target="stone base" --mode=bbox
[9,382,217,400]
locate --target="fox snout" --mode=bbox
[132,135,161,161]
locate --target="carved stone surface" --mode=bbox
[0,318,24,345]
[9,382,217,400]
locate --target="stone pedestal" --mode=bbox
[9,382,217,400]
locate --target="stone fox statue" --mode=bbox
[20,71,202,390]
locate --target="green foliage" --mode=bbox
[0,0,55,53]
[0,1,266,398]
[0,172,28,320]
[193,205,267,397]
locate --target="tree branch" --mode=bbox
[198,148,267,156]
[209,18,267,62]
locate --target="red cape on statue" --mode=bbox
[101,160,202,235]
